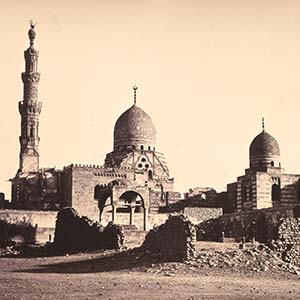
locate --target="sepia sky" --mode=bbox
[1,0,300,198]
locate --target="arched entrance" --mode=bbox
[117,190,147,230]
[94,184,113,224]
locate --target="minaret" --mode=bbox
[18,22,42,172]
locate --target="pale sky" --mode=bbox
[1,0,300,198]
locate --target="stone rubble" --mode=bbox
[144,244,300,276]
[269,217,300,267]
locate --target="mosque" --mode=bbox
[226,119,300,212]
[8,24,300,230]
[10,24,180,230]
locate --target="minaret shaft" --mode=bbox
[18,23,42,173]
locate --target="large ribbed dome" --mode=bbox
[114,104,156,150]
[250,130,280,157]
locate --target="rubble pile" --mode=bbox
[143,244,300,276]
[269,217,300,267]
[54,207,124,253]
[142,214,196,262]
[0,246,20,257]
[194,245,290,273]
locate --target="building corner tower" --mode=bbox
[18,22,42,173]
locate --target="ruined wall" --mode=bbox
[196,205,298,242]
[142,214,196,262]
[0,210,57,243]
[183,207,223,224]
[184,188,221,208]
[101,211,169,231]
[54,207,124,253]
[270,217,300,266]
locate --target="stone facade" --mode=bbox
[58,162,176,230]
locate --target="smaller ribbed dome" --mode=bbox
[250,130,280,157]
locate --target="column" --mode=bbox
[143,206,148,231]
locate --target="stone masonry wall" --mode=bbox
[196,206,297,242]
[142,214,196,262]
[184,207,223,224]
[0,210,57,244]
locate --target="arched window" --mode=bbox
[141,145,144,150]
[148,146,151,151]
[272,184,281,203]
[30,126,34,137]
[271,161,274,167]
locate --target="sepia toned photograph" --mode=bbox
[1,0,300,299]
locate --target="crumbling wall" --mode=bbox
[270,217,300,267]
[0,210,57,243]
[0,219,36,247]
[142,214,196,262]
[54,207,124,253]
[196,206,297,242]
[184,207,223,224]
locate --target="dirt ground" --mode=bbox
[0,243,300,300]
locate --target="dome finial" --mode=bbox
[133,85,138,105]
[262,117,265,131]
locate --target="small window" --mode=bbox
[30,127,34,137]
[138,163,143,168]
[271,161,274,167]
[141,158,146,162]
[132,145,136,149]
[141,145,144,150]
[148,146,151,151]
[145,164,149,168]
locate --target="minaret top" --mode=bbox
[28,20,36,47]
[262,117,265,131]
[133,85,138,105]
